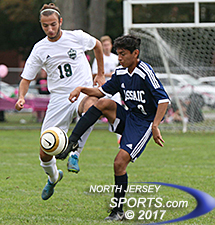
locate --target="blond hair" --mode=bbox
[100,35,112,44]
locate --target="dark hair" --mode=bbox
[39,3,61,21]
[113,35,141,53]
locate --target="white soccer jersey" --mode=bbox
[21,30,96,94]
[92,53,118,81]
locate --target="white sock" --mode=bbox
[40,157,59,183]
[69,125,94,158]
[70,147,82,158]
[116,134,121,141]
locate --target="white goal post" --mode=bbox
[123,0,215,132]
[124,0,215,33]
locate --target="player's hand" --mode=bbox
[69,87,81,103]
[93,74,105,87]
[152,126,165,147]
[15,99,25,111]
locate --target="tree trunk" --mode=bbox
[56,0,88,31]
[89,0,108,38]
[56,0,108,37]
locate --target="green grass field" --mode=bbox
[0,128,215,225]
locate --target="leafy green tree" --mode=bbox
[0,0,50,59]
[0,0,123,60]
[106,0,123,41]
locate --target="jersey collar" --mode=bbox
[127,60,141,77]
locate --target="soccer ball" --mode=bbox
[40,127,68,156]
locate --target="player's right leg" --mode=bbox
[110,92,122,143]
[103,104,128,220]
[105,149,130,221]
[106,116,153,219]
[40,94,76,199]
[40,150,63,200]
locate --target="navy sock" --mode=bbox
[69,105,102,142]
[113,173,128,212]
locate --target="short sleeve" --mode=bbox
[99,73,120,97]
[21,46,42,81]
[81,31,96,51]
[145,71,170,104]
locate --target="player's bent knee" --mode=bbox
[95,98,115,112]
[86,96,99,106]
[79,96,99,114]
[40,148,53,162]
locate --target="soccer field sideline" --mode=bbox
[0,129,215,224]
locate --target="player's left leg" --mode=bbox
[67,95,98,173]
[67,126,93,173]
[57,98,117,160]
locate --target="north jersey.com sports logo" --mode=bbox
[89,182,215,224]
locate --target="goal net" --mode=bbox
[124,0,215,132]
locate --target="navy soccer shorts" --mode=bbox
[110,103,153,162]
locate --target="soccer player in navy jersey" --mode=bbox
[56,35,170,220]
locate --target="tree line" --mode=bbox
[0,0,123,60]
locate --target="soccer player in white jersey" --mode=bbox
[15,3,105,201]
[57,35,170,220]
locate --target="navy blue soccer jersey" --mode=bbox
[99,60,170,121]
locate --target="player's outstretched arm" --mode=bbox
[69,86,104,103]
[93,40,105,87]
[15,78,31,111]
[152,102,169,147]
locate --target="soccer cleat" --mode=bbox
[41,170,63,200]
[104,210,125,221]
[67,154,80,173]
[55,141,79,160]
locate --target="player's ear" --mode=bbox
[133,49,139,58]
[60,17,63,26]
